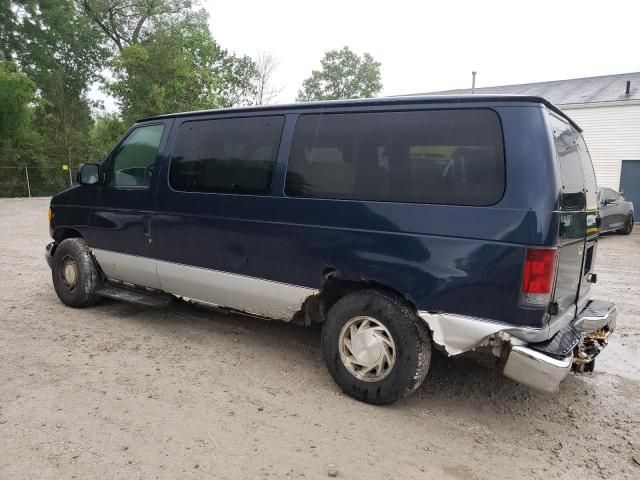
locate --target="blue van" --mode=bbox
[46,95,617,404]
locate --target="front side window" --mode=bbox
[108,124,164,187]
[285,109,505,206]
[169,116,285,195]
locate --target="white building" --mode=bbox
[420,73,640,212]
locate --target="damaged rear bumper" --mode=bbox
[504,300,616,392]
[419,299,617,393]
[503,346,573,393]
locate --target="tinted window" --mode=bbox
[549,114,585,211]
[602,188,618,202]
[170,116,285,194]
[109,124,164,187]
[285,109,505,205]
[575,133,598,210]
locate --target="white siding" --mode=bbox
[560,103,640,189]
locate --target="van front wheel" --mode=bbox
[52,238,102,308]
[321,290,431,405]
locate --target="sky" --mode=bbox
[95,0,640,110]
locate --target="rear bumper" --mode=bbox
[45,241,56,269]
[503,346,573,393]
[574,300,617,333]
[503,299,617,392]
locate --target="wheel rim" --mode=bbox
[338,316,396,382]
[60,255,79,293]
[628,215,634,232]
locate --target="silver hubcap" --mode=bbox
[62,259,78,287]
[339,316,396,382]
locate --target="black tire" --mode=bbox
[618,214,634,235]
[321,290,431,405]
[52,238,102,308]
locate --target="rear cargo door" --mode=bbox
[548,114,586,319]
[575,132,599,307]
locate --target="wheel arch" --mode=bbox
[53,226,84,243]
[293,274,420,326]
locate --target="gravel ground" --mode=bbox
[1,197,639,480]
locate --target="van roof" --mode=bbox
[137,94,581,132]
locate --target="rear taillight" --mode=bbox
[521,247,557,307]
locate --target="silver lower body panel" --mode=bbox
[156,259,316,321]
[91,249,317,321]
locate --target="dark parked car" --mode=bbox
[598,187,634,234]
[45,95,617,404]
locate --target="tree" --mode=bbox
[0,61,35,139]
[0,0,18,61]
[214,50,257,108]
[0,61,49,196]
[108,14,256,123]
[81,0,192,53]
[88,113,126,161]
[16,0,107,166]
[251,53,283,105]
[83,1,258,120]
[297,46,382,102]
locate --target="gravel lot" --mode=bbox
[1,197,639,480]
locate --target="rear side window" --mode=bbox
[575,133,598,210]
[285,109,505,205]
[549,114,586,211]
[170,116,285,195]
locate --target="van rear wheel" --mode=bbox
[321,290,431,405]
[52,238,102,308]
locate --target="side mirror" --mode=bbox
[78,163,100,185]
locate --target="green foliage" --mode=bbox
[0,61,52,196]
[0,61,44,173]
[108,13,256,123]
[297,47,382,102]
[0,0,18,61]
[0,61,36,138]
[16,0,108,165]
[88,113,127,161]
[215,52,258,108]
[81,0,193,52]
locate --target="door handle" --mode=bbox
[143,216,152,243]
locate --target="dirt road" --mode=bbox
[1,197,639,479]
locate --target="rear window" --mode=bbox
[284,109,505,205]
[601,188,618,202]
[549,114,586,211]
[169,116,285,195]
[575,133,598,210]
